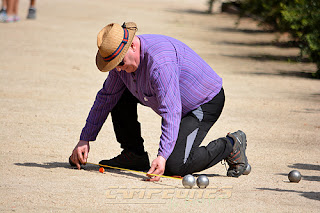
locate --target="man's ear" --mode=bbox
[131,37,137,52]
[131,42,135,51]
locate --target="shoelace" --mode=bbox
[221,160,228,172]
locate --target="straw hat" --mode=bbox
[96,22,138,72]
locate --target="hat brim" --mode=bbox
[96,27,137,72]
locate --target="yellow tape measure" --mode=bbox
[86,162,182,180]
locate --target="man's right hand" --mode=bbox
[70,140,90,170]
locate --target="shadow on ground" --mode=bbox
[277,172,320,182]
[285,163,320,182]
[166,8,211,15]
[223,54,310,63]
[257,188,320,201]
[221,41,298,48]
[14,161,148,180]
[276,163,320,182]
[14,162,224,181]
[247,70,315,79]
[214,27,275,34]
[291,108,320,114]
[288,163,320,171]
[221,53,316,79]
[212,26,318,79]
[15,162,71,169]
[193,173,223,177]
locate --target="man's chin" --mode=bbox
[124,68,134,73]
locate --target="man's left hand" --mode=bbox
[146,155,166,182]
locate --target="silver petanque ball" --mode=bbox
[288,170,301,183]
[243,164,251,175]
[182,174,196,189]
[196,175,209,189]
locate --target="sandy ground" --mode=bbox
[1,0,319,212]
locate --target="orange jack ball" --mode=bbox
[99,167,105,173]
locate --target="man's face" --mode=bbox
[115,48,138,73]
[115,36,140,73]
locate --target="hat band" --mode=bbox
[102,28,129,62]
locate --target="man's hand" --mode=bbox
[70,140,90,170]
[146,155,166,182]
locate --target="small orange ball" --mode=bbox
[99,167,105,173]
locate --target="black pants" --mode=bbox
[111,88,233,176]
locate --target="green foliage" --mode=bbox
[240,0,320,78]
[239,0,290,31]
[281,0,320,78]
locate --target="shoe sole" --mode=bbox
[227,130,248,177]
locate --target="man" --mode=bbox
[69,22,248,181]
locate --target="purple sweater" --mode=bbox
[80,34,222,159]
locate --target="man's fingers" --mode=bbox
[146,157,166,182]
[70,140,90,170]
[75,161,81,170]
[71,153,77,166]
[147,175,161,182]
[147,163,156,175]
[71,151,81,170]
[69,156,76,166]
[146,167,163,182]
[83,151,88,164]
[77,149,85,164]
[145,171,161,181]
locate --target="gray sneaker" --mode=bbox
[0,8,6,22]
[27,8,36,19]
[0,8,6,15]
[225,130,248,177]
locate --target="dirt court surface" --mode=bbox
[1,0,319,212]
